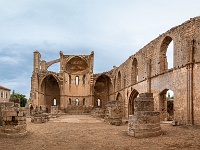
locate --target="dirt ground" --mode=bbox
[1,115,200,150]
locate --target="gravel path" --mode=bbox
[1,115,200,150]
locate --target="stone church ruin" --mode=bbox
[29,16,200,126]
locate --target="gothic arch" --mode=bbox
[160,36,174,72]
[94,74,112,108]
[128,89,139,116]
[40,74,60,112]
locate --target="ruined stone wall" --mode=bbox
[30,16,200,125]
[95,16,200,125]
[0,102,27,136]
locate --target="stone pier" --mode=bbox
[128,93,161,138]
[105,100,123,126]
[0,101,27,137]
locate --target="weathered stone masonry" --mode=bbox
[30,16,200,125]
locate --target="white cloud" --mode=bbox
[0,0,200,98]
[0,56,23,65]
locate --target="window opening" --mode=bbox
[53,98,56,106]
[68,98,71,105]
[1,91,3,98]
[97,98,101,107]
[83,98,86,105]
[75,76,79,85]
[68,75,71,84]
[75,98,79,106]
[83,75,86,84]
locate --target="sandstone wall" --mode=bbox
[97,16,200,125]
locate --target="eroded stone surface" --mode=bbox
[105,100,123,126]
[128,93,161,138]
[0,101,27,137]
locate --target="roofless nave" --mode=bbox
[29,16,200,125]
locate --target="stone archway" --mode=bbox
[94,74,112,108]
[159,89,174,121]
[160,36,174,72]
[128,89,139,116]
[41,75,60,113]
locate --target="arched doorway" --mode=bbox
[128,89,139,116]
[159,89,174,121]
[94,74,112,108]
[160,36,174,72]
[41,75,60,113]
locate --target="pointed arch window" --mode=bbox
[160,36,174,72]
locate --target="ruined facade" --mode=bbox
[30,51,94,113]
[30,16,200,125]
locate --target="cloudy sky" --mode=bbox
[0,0,200,98]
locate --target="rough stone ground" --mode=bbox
[1,115,200,150]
